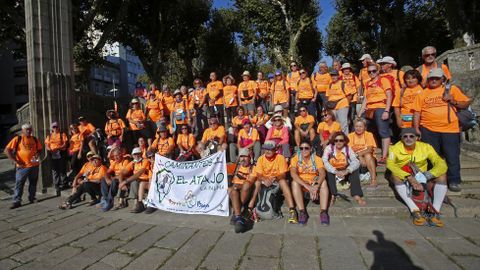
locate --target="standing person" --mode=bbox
[290,140,329,225]
[160,85,175,117]
[170,90,190,134]
[78,116,97,154]
[192,78,208,137]
[332,59,343,77]
[256,71,270,112]
[270,70,289,117]
[296,68,317,117]
[68,124,84,182]
[357,63,393,164]
[146,91,163,128]
[206,72,225,124]
[417,46,452,87]
[126,98,151,145]
[358,54,373,115]
[238,71,258,117]
[104,110,126,147]
[379,56,405,91]
[393,69,424,129]
[45,122,68,196]
[5,123,42,209]
[326,70,353,134]
[340,63,360,126]
[413,68,471,192]
[223,74,238,125]
[286,61,301,117]
[312,61,332,119]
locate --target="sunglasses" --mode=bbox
[334,139,345,143]
[300,71,306,74]
[299,147,310,150]
[290,64,297,67]
[300,109,306,112]
[423,53,436,57]
[402,134,416,139]
[368,70,378,74]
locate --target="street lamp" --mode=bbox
[109,78,118,97]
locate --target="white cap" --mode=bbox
[21,123,32,130]
[341,63,352,70]
[131,147,142,155]
[378,56,397,67]
[242,70,251,77]
[274,104,283,112]
[359,54,372,61]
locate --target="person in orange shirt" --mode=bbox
[265,114,291,158]
[100,148,130,211]
[222,74,238,124]
[417,46,452,87]
[238,71,258,117]
[176,125,196,161]
[316,110,341,150]
[5,123,42,209]
[270,69,289,116]
[146,91,163,127]
[127,98,151,145]
[286,62,301,116]
[294,106,316,147]
[340,63,360,126]
[312,61,331,118]
[290,140,328,225]
[45,122,68,195]
[192,78,208,136]
[296,68,317,116]
[231,118,261,162]
[229,107,249,143]
[326,70,353,134]
[206,72,225,124]
[251,105,270,143]
[393,69,424,128]
[379,56,405,92]
[348,118,378,188]
[413,68,471,192]
[59,154,107,209]
[104,109,126,147]
[119,147,152,213]
[78,116,97,154]
[197,116,228,157]
[171,90,190,134]
[358,54,373,114]
[68,124,84,181]
[160,85,175,116]
[149,126,175,158]
[357,63,393,164]
[251,140,297,223]
[256,71,270,112]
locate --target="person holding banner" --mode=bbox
[197,116,228,158]
[99,148,130,211]
[149,126,175,159]
[229,148,255,233]
[251,140,297,224]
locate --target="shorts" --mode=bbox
[373,108,392,139]
[242,103,255,112]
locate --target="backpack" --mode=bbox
[444,83,478,131]
[406,182,434,213]
[14,135,40,156]
[255,182,282,220]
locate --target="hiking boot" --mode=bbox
[412,211,427,226]
[288,209,298,224]
[230,214,236,225]
[88,199,99,206]
[10,202,21,209]
[144,206,156,214]
[234,216,246,233]
[320,211,330,226]
[448,183,461,192]
[298,210,309,225]
[428,213,444,227]
[130,201,145,213]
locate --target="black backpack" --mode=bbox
[444,83,478,131]
[255,183,282,220]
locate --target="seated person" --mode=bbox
[230,119,261,162]
[265,105,293,130]
[149,126,175,158]
[250,141,297,223]
[265,113,291,158]
[251,105,270,143]
[59,154,107,209]
[197,116,228,157]
[228,107,249,142]
[322,132,365,206]
[386,128,448,227]
[347,118,378,188]
[316,110,341,150]
[290,140,329,225]
[176,125,197,161]
[99,148,130,211]
[229,148,255,233]
[294,106,316,147]
[70,151,95,195]
[119,147,152,213]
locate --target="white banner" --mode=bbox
[145,152,229,216]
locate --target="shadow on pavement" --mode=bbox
[366,230,423,270]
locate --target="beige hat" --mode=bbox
[378,56,397,67]
[272,113,283,120]
[341,63,352,70]
[242,70,251,77]
[86,151,95,158]
[262,140,277,150]
[427,68,445,79]
[131,147,142,155]
[274,105,284,112]
[238,148,250,157]
[131,98,139,103]
[359,54,372,61]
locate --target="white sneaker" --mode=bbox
[360,172,371,182]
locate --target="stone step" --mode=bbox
[359,181,480,198]
[374,167,480,182]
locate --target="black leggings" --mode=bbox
[326,170,363,197]
[67,181,101,203]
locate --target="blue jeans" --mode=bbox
[420,127,461,185]
[13,166,39,203]
[101,178,119,204]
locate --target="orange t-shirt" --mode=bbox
[126,109,146,131]
[177,133,196,150]
[312,72,331,93]
[359,67,370,86]
[146,99,163,122]
[290,154,324,183]
[295,115,315,128]
[413,85,470,133]
[201,126,226,144]
[45,132,68,152]
[232,164,253,185]
[317,121,341,140]
[68,133,83,154]
[326,80,353,110]
[392,85,424,128]
[251,114,270,126]
[193,88,205,105]
[232,115,249,128]
[151,137,175,156]
[6,135,42,168]
[81,164,107,182]
[340,73,359,102]
[417,63,452,86]
[161,95,175,114]
[286,71,300,91]
[79,162,94,175]
[365,77,392,109]
[271,79,289,104]
[108,159,130,177]
[296,78,315,99]
[206,80,224,105]
[78,123,95,138]
[383,69,405,91]
[347,131,377,153]
[172,100,189,125]
[238,128,259,146]
[328,150,348,169]
[126,159,151,181]
[257,80,270,97]
[253,154,289,179]
[223,85,238,107]
[238,80,258,105]
[104,119,126,137]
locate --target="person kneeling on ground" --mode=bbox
[250,141,297,223]
[229,148,255,233]
[386,128,448,227]
[59,154,107,209]
[197,116,228,158]
[290,140,329,225]
[99,148,130,211]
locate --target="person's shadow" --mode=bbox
[366,230,423,270]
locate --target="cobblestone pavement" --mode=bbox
[0,195,479,270]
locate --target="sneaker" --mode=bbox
[130,201,145,213]
[234,216,246,233]
[96,199,107,209]
[412,211,427,226]
[144,206,156,214]
[448,183,461,192]
[428,213,444,227]
[288,209,298,224]
[230,214,236,225]
[320,211,330,226]
[298,210,309,225]
[88,199,99,206]
[10,202,21,209]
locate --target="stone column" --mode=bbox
[25,0,74,192]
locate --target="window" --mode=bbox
[14,67,27,78]
[14,84,28,96]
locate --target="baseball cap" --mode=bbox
[359,54,372,61]
[50,122,58,128]
[274,105,283,112]
[427,68,445,79]
[131,147,142,155]
[262,140,277,150]
[275,69,282,76]
[86,151,95,158]
[131,98,139,103]
[241,118,251,125]
[267,73,274,79]
[341,63,352,70]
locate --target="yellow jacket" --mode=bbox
[386,141,447,180]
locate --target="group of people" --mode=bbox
[4,45,472,233]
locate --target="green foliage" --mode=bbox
[0,0,25,58]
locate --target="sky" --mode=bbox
[212,0,336,66]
